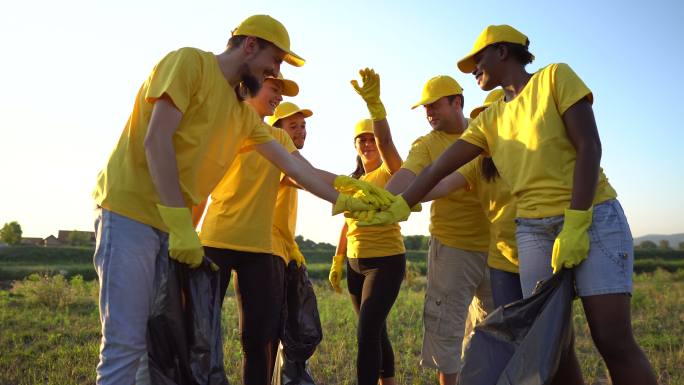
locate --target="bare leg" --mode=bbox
[582,294,657,385]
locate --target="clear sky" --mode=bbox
[1,0,683,244]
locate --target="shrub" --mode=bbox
[10,274,95,308]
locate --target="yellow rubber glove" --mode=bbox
[157,204,204,268]
[345,202,420,223]
[333,175,394,209]
[329,254,345,293]
[290,246,306,267]
[351,68,387,121]
[551,208,593,273]
[332,193,375,215]
[356,196,411,226]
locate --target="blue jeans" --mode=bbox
[489,268,523,308]
[93,208,167,385]
[515,199,634,298]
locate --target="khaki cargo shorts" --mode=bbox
[420,237,494,374]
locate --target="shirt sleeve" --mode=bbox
[456,158,480,190]
[460,114,490,154]
[242,114,276,147]
[274,128,297,153]
[552,63,593,115]
[400,137,430,175]
[144,48,202,113]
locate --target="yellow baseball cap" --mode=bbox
[232,15,305,67]
[353,119,374,139]
[267,102,312,126]
[411,76,463,109]
[457,25,533,74]
[266,72,299,97]
[470,89,505,118]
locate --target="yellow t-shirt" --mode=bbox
[345,163,406,258]
[200,127,296,254]
[402,130,490,252]
[272,182,299,262]
[458,159,518,273]
[93,47,274,231]
[461,63,617,218]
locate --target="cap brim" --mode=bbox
[411,95,441,110]
[469,105,486,119]
[457,54,477,74]
[284,51,305,67]
[280,79,299,97]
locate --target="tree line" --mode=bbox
[4,220,683,252]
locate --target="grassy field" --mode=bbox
[1,267,683,385]
[2,246,683,283]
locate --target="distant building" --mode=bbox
[20,237,44,246]
[43,235,61,247]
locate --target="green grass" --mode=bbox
[2,246,682,282]
[1,270,683,385]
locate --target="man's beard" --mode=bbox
[235,63,262,101]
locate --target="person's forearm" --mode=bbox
[373,118,402,172]
[335,223,348,257]
[401,140,482,207]
[422,171,468,202]
[144,98,185,207]
[288,159,339,203]
[562,98,602,211]
[385,168,416,195]
[256,141,340,203]
[570,144,601,210]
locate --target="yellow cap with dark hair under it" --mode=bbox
[411,76,463,109]
[267,102,312,126]
[353,119,374,139]
[470,89,505,119]
[457,25,533,74]
[232,15,305,67]
[266,72,299,97]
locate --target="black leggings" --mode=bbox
[347,254,406,385]
[204,246,285,385]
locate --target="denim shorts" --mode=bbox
[515,199,633,298]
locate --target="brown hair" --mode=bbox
[351,155,365,179]
[481,156,500,183]
[227,35,272,51]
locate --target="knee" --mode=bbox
[590,326,638,361]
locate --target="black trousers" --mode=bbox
[204,246,286,385]
[347,254,406,385]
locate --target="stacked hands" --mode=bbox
[332,175,420,226]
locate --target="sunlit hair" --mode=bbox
[226,35,272,51]
[491,42,534,66]
[446,94,464,109]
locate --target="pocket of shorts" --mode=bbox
[424,293,463,338]
[589,202,631,273]
[423,294,445,336]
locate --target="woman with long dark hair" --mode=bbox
[329,68,406,385]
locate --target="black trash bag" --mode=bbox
[272,343,316,385]
[147,254,229,385]
[280,262,323,362]
[458,269,575,385]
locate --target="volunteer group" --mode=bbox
[91,14,657,385]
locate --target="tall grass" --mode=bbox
[1,269,682,384]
